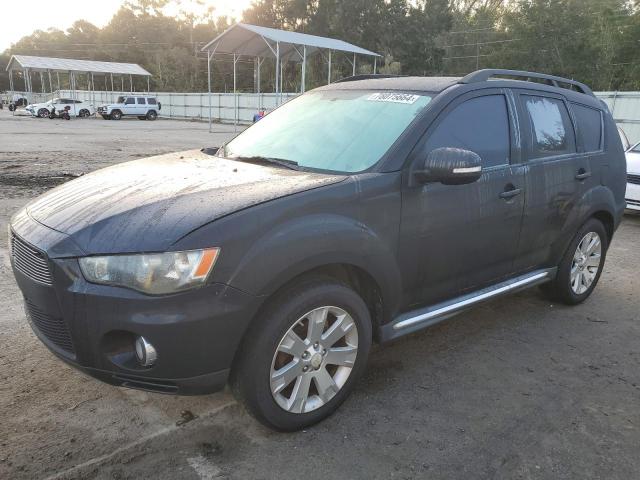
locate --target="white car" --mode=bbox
[25,98,95,118]
[97,95,161,120]
[625,142,640,211]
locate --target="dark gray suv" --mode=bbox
[9,69,627,431]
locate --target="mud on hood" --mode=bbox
[27,150,344,254]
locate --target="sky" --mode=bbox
[0,0,252,51]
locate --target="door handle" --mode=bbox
[499,187,522,199]
[575,169,592,180]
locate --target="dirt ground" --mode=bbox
[1,110,639,480]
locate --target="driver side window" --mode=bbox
[424,95,511,168]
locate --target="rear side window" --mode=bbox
[137,97,146,104]
[424,95,510,168]
[147,98,157,105]
[523,95,576,158]
[572,103,603,152]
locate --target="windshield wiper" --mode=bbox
[232,156,300,171]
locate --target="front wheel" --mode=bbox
[231,279,372,431]
[110,110,122,120]
[38,108,49,118]
[543,218,608,305]
[79,109,90,118]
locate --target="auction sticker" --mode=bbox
[367,92,420,104]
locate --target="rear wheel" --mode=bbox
[146,110,157,121]
[543,218,608,305]
[110,110,122,120]
[231,279,372,431]
[38,108,49,118]
[79,109,90,118]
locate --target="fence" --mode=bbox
[595,92,640,145]
[3,89,298,124]
[4,89,640,136]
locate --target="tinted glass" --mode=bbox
[572,103,602,152]
[117,96,125,103]
[125,97,135,105]
[147,98,157,105]
[523,95,576,158]
[224,90,432,173]
[424,95,510,168]
[137,97,146,104]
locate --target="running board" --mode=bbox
[380,268,556,342]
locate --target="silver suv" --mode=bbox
[98,95,161,121]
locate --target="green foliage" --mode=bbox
[2,0,640,92]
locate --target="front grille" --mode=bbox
[628,174,640,185]
[627,198,640,207]
[25,300,75,355]
[10,232,53,286]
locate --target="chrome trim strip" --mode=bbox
[393,271,550,331]
[452,166,482,174]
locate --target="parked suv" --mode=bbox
[9,70,626,431]
[98,95,161,120]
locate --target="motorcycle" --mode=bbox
[49,105,71,120]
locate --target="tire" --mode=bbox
[111,110,122,120]
[137,116,147,120]
[8,103,15,112]
[543,218,608,305]
[38,108,49,118]
[79,109,90,118]
[231,278,372,431]
[146,110,157,121]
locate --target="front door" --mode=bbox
[398,90,526,309]
[124,97,136,115]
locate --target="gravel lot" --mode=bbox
[1,110,639,480]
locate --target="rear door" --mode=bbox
[136,97,147,115]
[512,90,589,271]
[398,89,526,308]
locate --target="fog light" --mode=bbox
[134,336,157,367]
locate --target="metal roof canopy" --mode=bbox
[6,55,151,76]
[202,23,381,132]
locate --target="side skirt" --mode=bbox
[380,268,557,343]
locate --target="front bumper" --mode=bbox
[10,213,262,395]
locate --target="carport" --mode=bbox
[201,23,381,131]
[5,55,152,106]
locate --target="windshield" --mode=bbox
[117,96,125,103]
[630,142,640,153]
[223,90,432,173]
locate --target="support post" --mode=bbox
[301,45,306,93]
[373,57,377,74]
[147,76,150,93]
[39,72,45,93]
[91,72,95,107]
[275,42,280,104]
[129,75,133,93]
[48,70,53,95]
[233,53,238,129]
[207,49,212,133]
[353,53,356,76]
[56,72,60,92]
[111,73,114,92]
[328,50,332,84]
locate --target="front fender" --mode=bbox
[226,213,403,321]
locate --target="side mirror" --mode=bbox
[414,147,482,185]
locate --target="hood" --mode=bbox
[26,150,344,255]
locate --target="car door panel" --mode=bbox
[511,90,589,271]
[399,89,525,309]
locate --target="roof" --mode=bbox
[202,23,380,61]
[6,55,151,76]
[319,76,462,93]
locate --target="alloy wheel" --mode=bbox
[570,231,602,294]
[270,306,358,414]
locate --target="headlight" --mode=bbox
[79,248,220,295]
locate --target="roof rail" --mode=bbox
[459,69,594,96]
[334,74,404,83]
